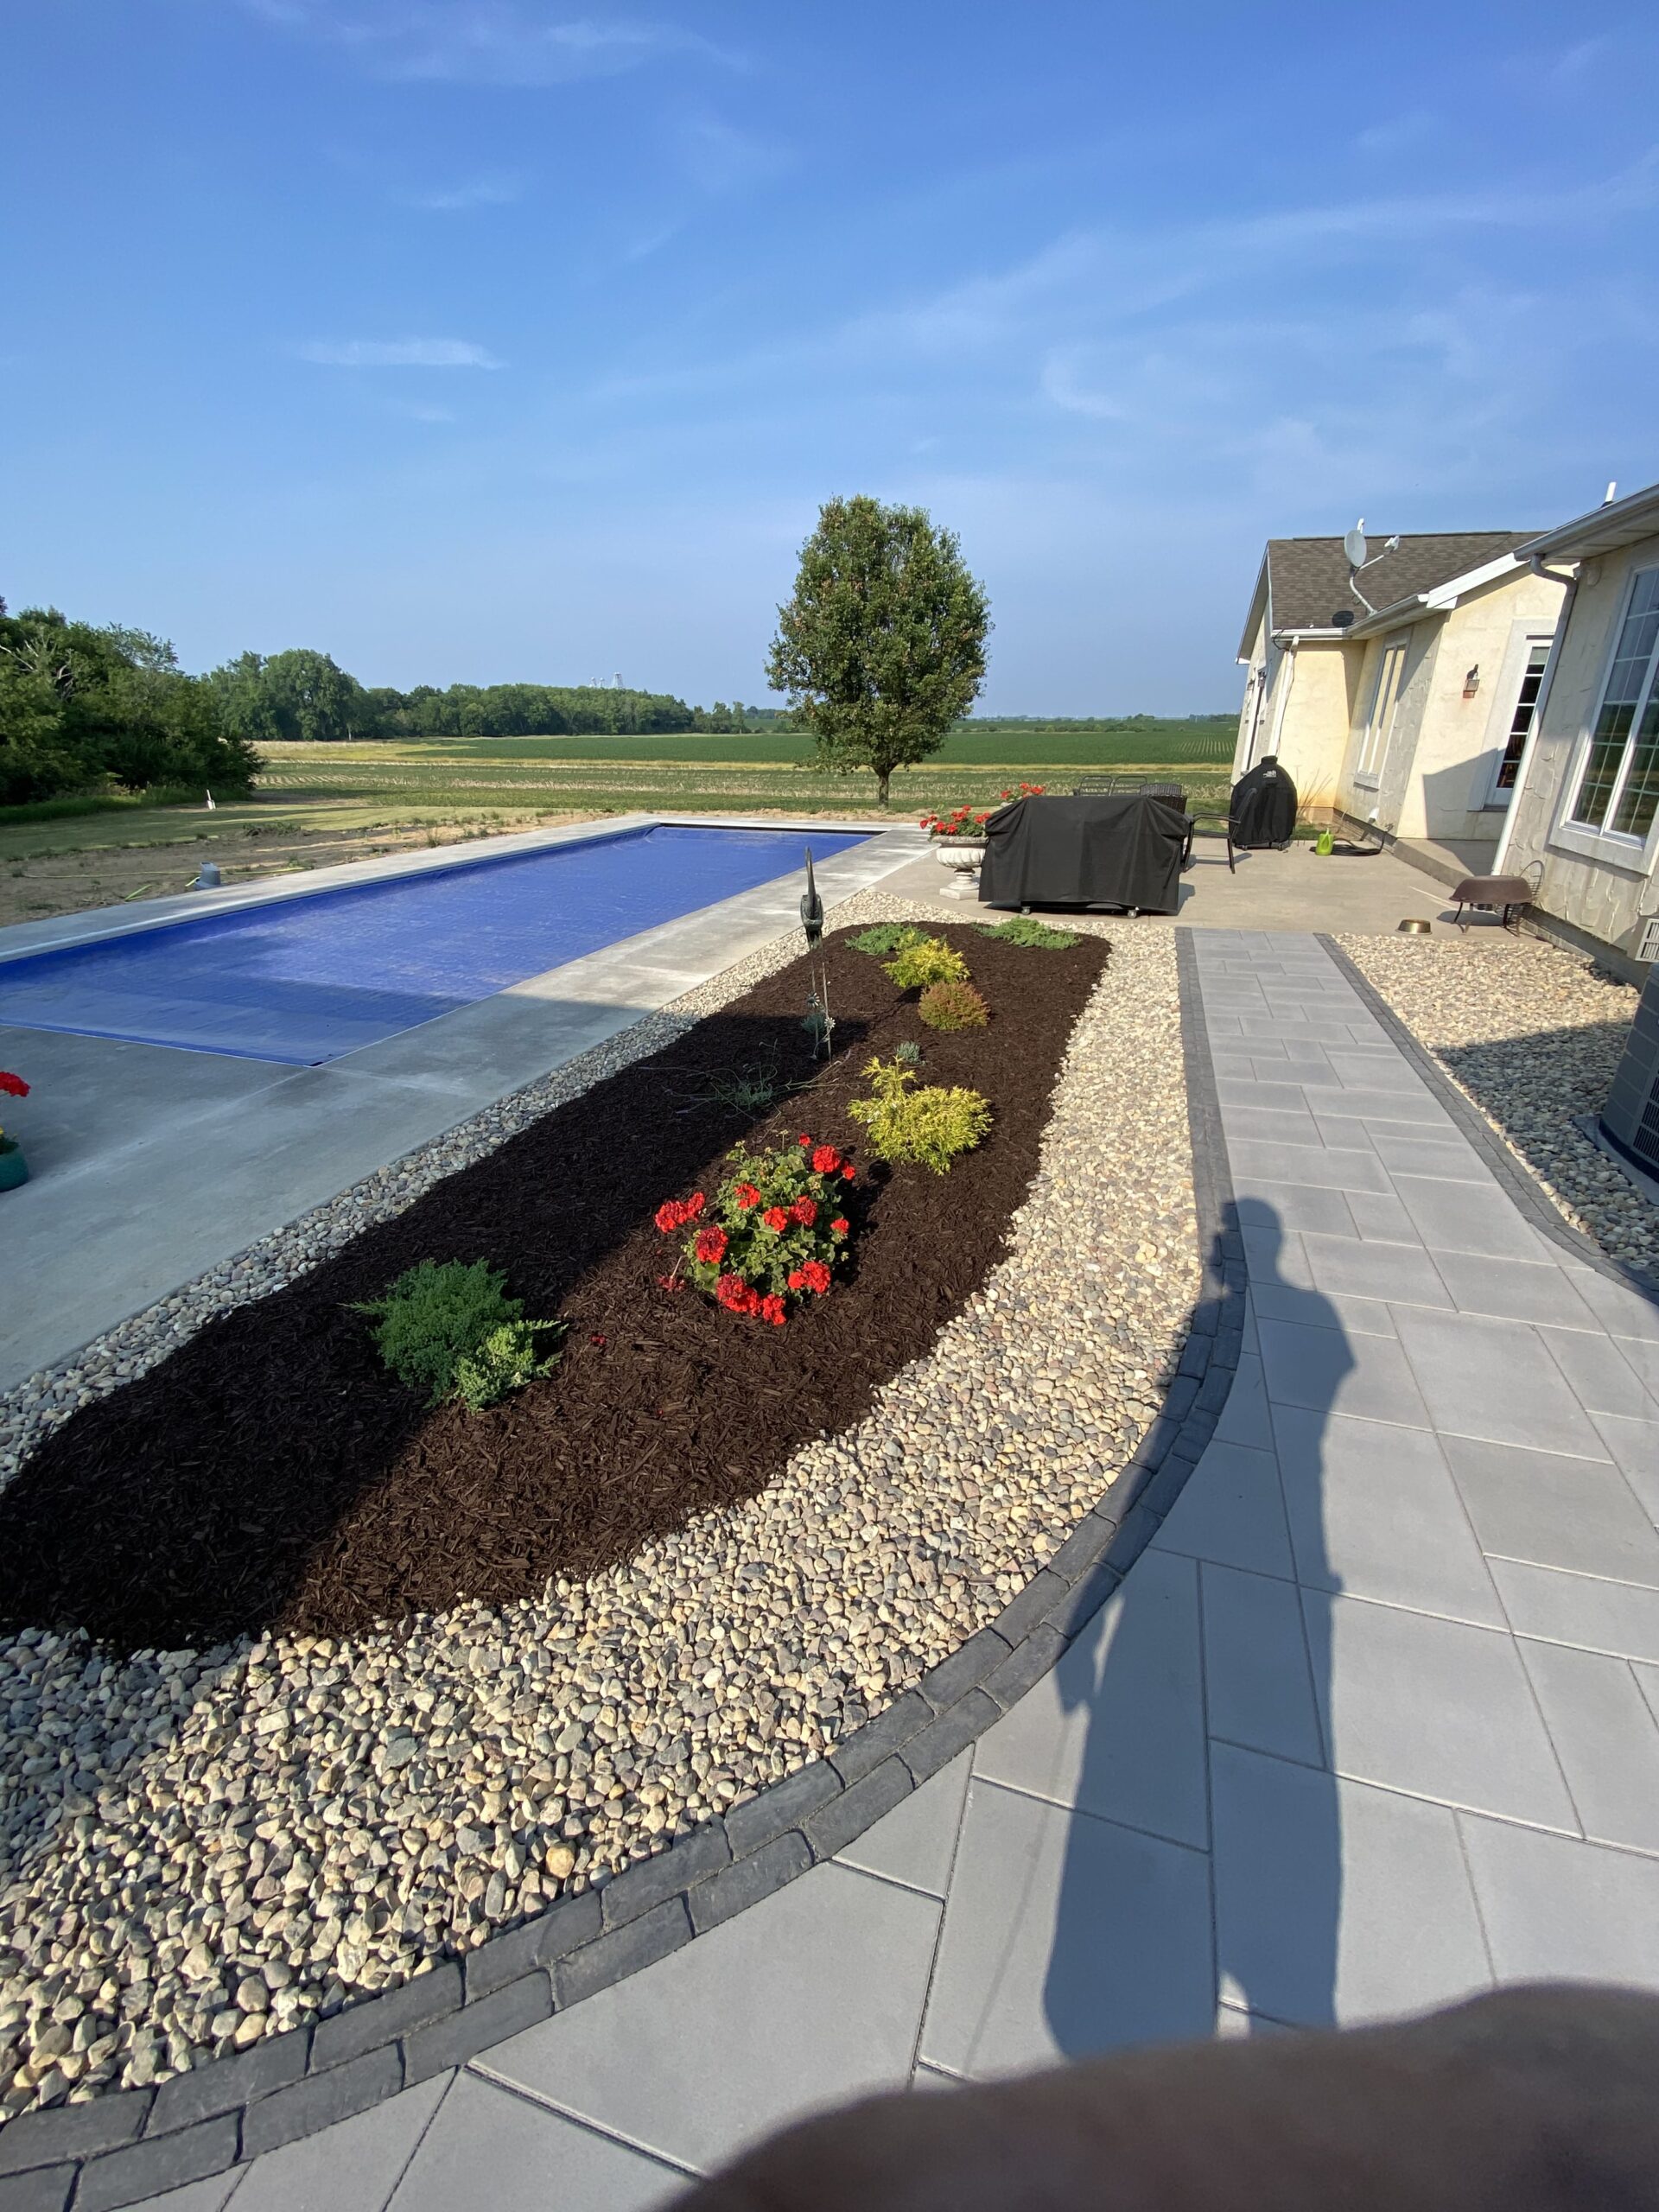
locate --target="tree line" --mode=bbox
[0,605,260,808]
[205,652,772,743]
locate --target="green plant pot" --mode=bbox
[0,1146,28,1192]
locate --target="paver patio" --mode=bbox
[96,925,1659,2210]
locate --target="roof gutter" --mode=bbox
[1529,551,1577,588]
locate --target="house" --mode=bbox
[1233,531,1566,864]
[1495,480,1659,976]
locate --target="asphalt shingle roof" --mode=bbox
[1267,531,1541,632]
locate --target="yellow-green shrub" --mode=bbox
[883,937,969,991]
[848,1058,991,1174]
[918,979,989,1031]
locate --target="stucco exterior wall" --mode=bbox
[1233,613,1270,779]
[1502,531,1659,963]
[1266,640,1355,810]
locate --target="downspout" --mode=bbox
[1492,556,1577,875]
[1266,636,1297,764]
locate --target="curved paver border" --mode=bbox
[1320,936,1659,1312]
[0,932,1241,2212]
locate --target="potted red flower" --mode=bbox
[919,786,1044,873]
[0,1071,29,1192]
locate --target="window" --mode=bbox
[1356,641,1407,784]
[1569,568,1659,841]
[1491,641,1552,803]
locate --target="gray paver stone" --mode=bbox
[74,2117,239,2212]
[403,1973,553,2085]
[0,2170,70,2212]
[1046,1560,1123,1638]
[921,1627,1013,1710]
[804,1757,914,1860]
[901,1690,999,1784]
[239,2045,402,2161]
[989,1570,1069,1648]
[1044,1516,1116,1584]
[461,1886,603,2001]
[554,1897,692,2008]
[724,1762,840,1856]
[308,1961,461,2072]
[0,2091,150,2176]
[827,1690,932,1786]
[600,1821,732,1929]
[690,1832,814,1934]
[982,1624,1068,1711]
[147,2029,308,2135]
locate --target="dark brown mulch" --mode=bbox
[0,927,1107,1653]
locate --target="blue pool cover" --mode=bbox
[0,824,868,1065]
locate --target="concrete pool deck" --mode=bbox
[0,816,924,1394]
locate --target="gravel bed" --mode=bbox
[0,887,1197,2121]
[1338,931,1656,1286]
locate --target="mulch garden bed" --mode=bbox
[0,926,1107,1653]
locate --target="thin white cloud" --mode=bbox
[400,173,524,211]
[296,339,504,366]
[1353,110,1437,156]
[236,2,743,86]
[678,115,787,195]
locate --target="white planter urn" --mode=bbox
[932,837,988,873]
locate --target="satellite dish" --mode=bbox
[1332,609,1355,629]
[1343,522,1368,569]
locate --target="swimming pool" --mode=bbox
[0,823,868,1066]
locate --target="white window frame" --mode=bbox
[1552,563,1659,870]
[1354,639,1407,787]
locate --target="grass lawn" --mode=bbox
[0,730,1236,926]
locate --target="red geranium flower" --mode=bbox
[734,1182,760,1210]
[715,1273,750,1312]
[0,1072,28,1099]
[762,1205,789,1233]
[787,1268,806,1290]
[830,1216,849,1236]
[654,1199,683,1233]
[811,1145,840,1175]
[790,1195,817,1226]
[694,1225,728,1265]
[798,1133,812,1147]
[760,1294,787,1327]
[841,1162,855,1181]
[800,1260,832,1295]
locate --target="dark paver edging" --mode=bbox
[1321,936,1659,1313]
[0,936,1240,2209]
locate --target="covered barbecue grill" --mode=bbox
[978,791,1187,915]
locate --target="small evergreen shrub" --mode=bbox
[976,916,1080,950]
[893,1039,923,1065]
[918,979,990,1031]
[355,1259,561,1411]
[849,922,930,957]
[884,937,969,991]
[848,1057,991,1174]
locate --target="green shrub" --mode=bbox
[893,1039,922,1065]
[848,923,930,957]
[883,937,969,990]
[918,979,989,1031]
[848,1057,991,1174]
[976,916,1080,950]
[355,1259,561,1411]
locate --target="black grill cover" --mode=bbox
[1231,756,1298,848]
[978,793,1186,914]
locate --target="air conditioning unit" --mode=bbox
[1599,960,1659,1176]
[1638,916,1659,965]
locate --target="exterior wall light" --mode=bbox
[1463,665,1481,697]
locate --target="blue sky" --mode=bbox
[6,3,1659,713]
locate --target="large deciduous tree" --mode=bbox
[766,496,990,807]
